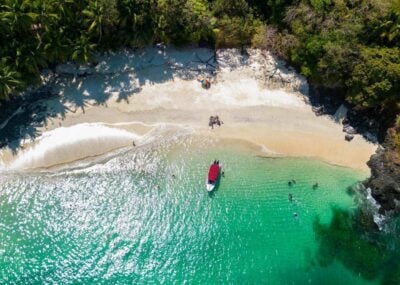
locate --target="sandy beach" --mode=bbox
[0,48,376,171]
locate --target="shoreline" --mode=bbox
[0,48,377,172]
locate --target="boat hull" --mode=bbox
[206,182,216,192]
[206,163,221,192]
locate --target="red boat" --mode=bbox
[206,161,221,191]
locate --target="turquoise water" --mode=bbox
[0,139,377,284]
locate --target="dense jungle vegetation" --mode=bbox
[0,0,399,135]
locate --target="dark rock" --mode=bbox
[345,134,354,141]
[305,84,400,216]
[312,106,324,115]
[345,126,357,134]
[364,129,400,214]
[308,86,345,116]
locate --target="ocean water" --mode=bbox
[0,138,376,284]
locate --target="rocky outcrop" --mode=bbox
[309,85,400,215]
[365,128,400,214]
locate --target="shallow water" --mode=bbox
[0,138,377,284]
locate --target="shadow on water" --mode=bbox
[0,47,216,154]
[313,204,400,285]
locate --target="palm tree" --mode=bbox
[42,28,71,63]
[82,0,105,43]
[0,0,38,33]
[72,35,97,64]
[118,0,156,45]
[0,58,23,100]
[14,45,47,78]
[33,0,59,34]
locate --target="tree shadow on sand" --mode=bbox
[0,47,217,154]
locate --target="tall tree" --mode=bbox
[82,0,105,43]
[72,35,97,64]
[0,58,23,100]
[0,0,38,34]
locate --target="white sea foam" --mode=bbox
[7,123,141,170]
[260,144,277,154]
[0,122,194,172]
[1,48,314,171]
[366,187,386,230]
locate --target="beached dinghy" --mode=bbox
[206,161,221,192]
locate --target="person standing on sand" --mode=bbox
[209,116,214,129]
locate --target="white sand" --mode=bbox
[0,48,376,171]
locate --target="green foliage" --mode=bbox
[0,58,23,100]
[394,115,400,151]
[347,47,400,110]
[212,0,250,18]
[0,0,398,126]
[252,25,298,61]
[214,15,259,48]
[379,10,400,44]
[0,0,38,33]
[72,35,97,64]
[309,0,331,10]
[156,0,214,45]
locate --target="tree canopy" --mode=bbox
[0,0,399,126]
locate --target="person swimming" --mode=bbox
[312,183,319,190]
[288,181,293,187]
[288,193,293,202]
